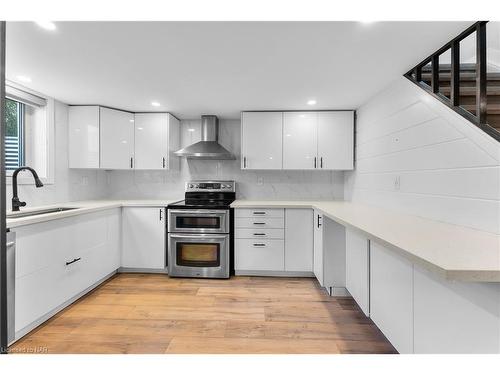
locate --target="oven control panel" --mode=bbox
[185,180,235,192]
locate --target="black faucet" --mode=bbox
[12,166,44,211]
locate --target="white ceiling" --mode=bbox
[6,21,472,119]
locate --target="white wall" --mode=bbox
[106,119,345,200]
[345,77,500,234]
[6,101,108,209]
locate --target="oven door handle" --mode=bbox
[169,234,229,239]
[168,210,228,215]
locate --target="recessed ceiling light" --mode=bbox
[187,128,195,132]
[35,21,57,31]
[16,75,32,83]
[151,101,161,107]
[360,21,376,25]
[307,99,317,106]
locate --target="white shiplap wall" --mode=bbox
[345,77,500,234]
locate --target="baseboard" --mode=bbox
[13,270,118,344]
[118,267,168,274]
[326,286,350,297]
[235,270,315,277]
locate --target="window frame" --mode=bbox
[5,81,55,185]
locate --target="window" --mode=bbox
[5,98,25,172]
[5,82,54,184]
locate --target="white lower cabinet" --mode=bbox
[413,266,500,354]
[234,208,313,274]
[313,210,324,285]
[345,228,370,316]
[121,207,166,271]
[370,241,414,354]
[235,239,285,271]
[13,209,121,338]
[284,209,313,272]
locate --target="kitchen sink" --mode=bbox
[6,207,79,219]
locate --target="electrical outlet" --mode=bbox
[257,177,263,186]
[81,176,89,186]
[394,175,401,191]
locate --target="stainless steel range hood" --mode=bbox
[175,115,235,160]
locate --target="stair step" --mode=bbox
[438,86,500,96]
[421,63,477,73]
[420,72,500,82]
[461,104,500,114]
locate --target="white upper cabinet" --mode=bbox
[100,107,135,169]
[134,113,180,170]
[241,112,283,170]
[318,111,354,170]
[241,110,354,171]
[68,106,100,168]
[283,112,318,170]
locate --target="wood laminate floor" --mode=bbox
[9,274,397,354]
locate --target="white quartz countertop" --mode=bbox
[231,200,500,282]
[6,199,182,229]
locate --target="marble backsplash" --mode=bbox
[106,119,344,200]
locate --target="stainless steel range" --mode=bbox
[167,180,235,279]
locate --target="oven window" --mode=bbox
[176,216,221,229]
[176,243,220,267]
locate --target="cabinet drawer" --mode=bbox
[235,228,284,239]
[235,208,284,218]
[235,239,284,271]
[235,217,284,229]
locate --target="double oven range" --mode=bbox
[167,181,235,279]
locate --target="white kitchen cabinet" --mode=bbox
[234,239,285,271]
[283,112,317,170]
[313,210,324,285]
[370,241,414,354]
[134,113,180,170]
[284,209,313,272]
[241,112,283,169]
[100,107,135,169]
[345,228,370,316]
[413,266,500,354]
[68,106,100,168]
[122,207,166,271]
[317,111,354,170]
[13,209,120,339]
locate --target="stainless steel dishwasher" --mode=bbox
[6,231,15,345]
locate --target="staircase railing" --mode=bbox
[404,21,500,142]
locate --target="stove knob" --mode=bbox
[188,184,194,189]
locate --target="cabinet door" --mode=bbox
[241,112,283,169]
[134,113,167,170]
[235,239,284,271]
[283,112,317,170]
[68,106,100,168]
[370,242,413,353]
[345,228,370,316]
[100,107,135,169]
[167,114,180,170]
[317,111,354,170]
[284,209,313,272]
[122,207,166,270]
[313,210,324,285]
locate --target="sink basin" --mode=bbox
[7,207,79,219]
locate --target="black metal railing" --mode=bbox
[404,21,500,142]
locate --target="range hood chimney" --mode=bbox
[174,115,235,160]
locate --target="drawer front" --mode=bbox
[235,239,284,271]
[235,208,284,218]
[235,228,284,239]
[235,217,284,229]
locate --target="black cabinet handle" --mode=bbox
[66,257,81,266]
[314,157,317,168]
[253,243,266,247]
[253,233,266,236]
[253,211,266,215]
[162,157,166,168]
[243,156,247,168]
[317,215,322,228]
[253,222,266,225]
[320,157,323,168]
[159,209,163,221]
[130,157,133,168]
